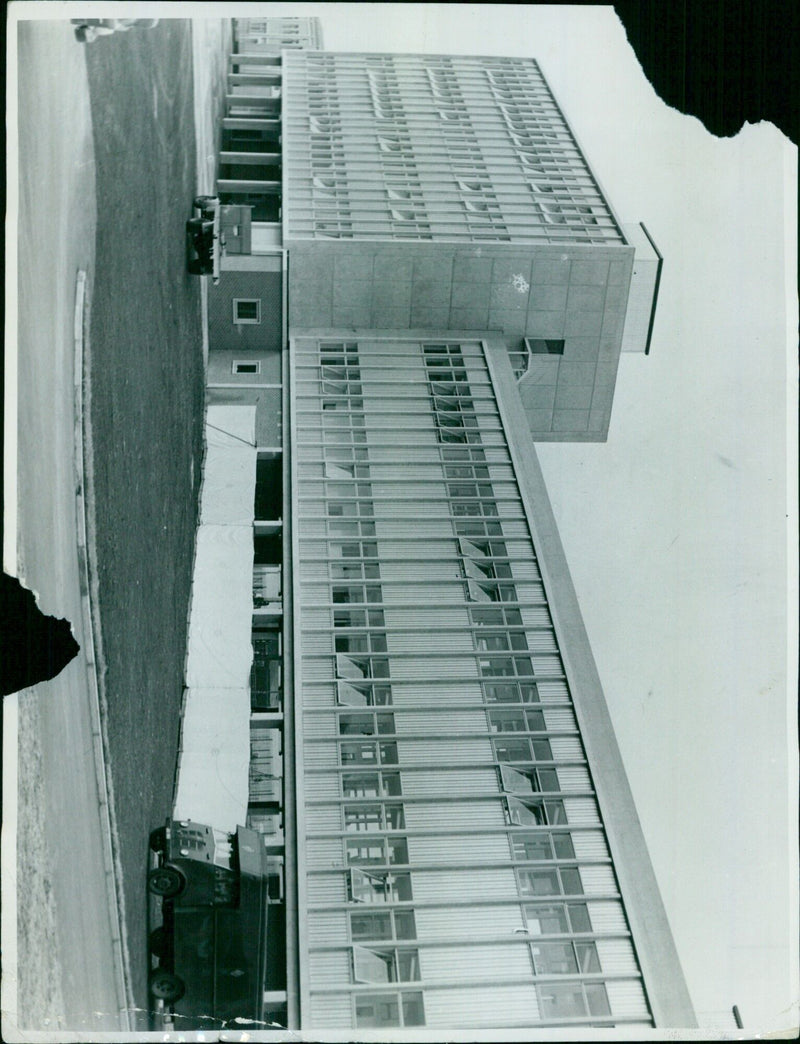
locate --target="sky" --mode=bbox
[252,2,799,1034]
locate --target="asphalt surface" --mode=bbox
[83,20,206,1009]
[12,19,122,1033]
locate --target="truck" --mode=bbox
[186,195,223,282]
[147,818,285,1030]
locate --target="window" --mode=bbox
[353,946,420,983]
[524,901,591,935]
[342,772,401,798]
[354,991,425,1028]
[506,796,568,827]
[232,360,261,375]
[499,763,561,795]
[530,940,599,975]
[347,835,409,866]
[338,711,395,736]
[524,338,565,355]
[344,803,405,831]
[517,865,583,897]
[536,982,611,1019]
[513,832,575,861]
[233,298,261,324]
[350,867,412,903]
[340,740,398,765]
[350,908,416,941]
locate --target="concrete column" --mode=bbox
[228,72,282,87]
[229,53,282,69]
[217,179,282,195]
[222,117,281,132]
[220,151,282,166]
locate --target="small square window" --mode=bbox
[232,360,261,375]
[525,338,564,355]
[233,299,262,324]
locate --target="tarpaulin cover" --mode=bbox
[173,405,257,832]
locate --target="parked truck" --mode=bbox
[147,818,284,1030]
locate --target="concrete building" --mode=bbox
[173,17,693,1032]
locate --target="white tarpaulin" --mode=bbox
[173,405,257,832]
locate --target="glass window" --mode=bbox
[531,941,578,974]
[353,994,397,1027]
[233,298,261,324]
[353,946,395,982]
[402,993,426,1026]
[537,983,586,1019]
[584,983,611,1016]
[524,903,569,935]
[351,911,392,940]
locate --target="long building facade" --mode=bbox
[173,16,692,1033]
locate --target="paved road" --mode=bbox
[11,19,125,1034]
[9,16,226,1033]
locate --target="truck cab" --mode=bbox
[147,819,285,1030]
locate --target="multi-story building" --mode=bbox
[172,16,692,1032]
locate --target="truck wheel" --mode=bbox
[149,926,169,960]
[149,827,166,853]
[147,866,185,899]
[149,970,185,1003]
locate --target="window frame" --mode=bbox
[232,298,262,325]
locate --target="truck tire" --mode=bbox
[147,865,185,899]
[149,970,185,1003]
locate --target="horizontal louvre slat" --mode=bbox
[305,837,345,866]
[412,868,518,902]
[404,801,506,831]
[302,714,337,739]
[424,986,539,1027]
[421,944,531,982]
[391,682,484,704]
[302,632,334,654]
[388,631,475,653]
[308,995,352,1029]
[579,864,617,895]
[391,656,480,680]
[605,980,651,1018]
[408,832,510,865]
[307,874,349,906]
[308,911,348,947]
[401,768,499,796]
[301,686,335,709]
[549,736,584,759]
[395,710,488,732]
[384,606,472,628]
[303,742,338,769]
[587,900,629,934]
[304,772,343,801]
[308,951,351,987]
[416,905,524,939]
[305,807,343,832]
[379,561,462,582]
[563,797,601,825]
[596,938,640,975]
[397,738,495,763]
[555,766,592,792]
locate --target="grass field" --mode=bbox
[84,21,206,1004]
